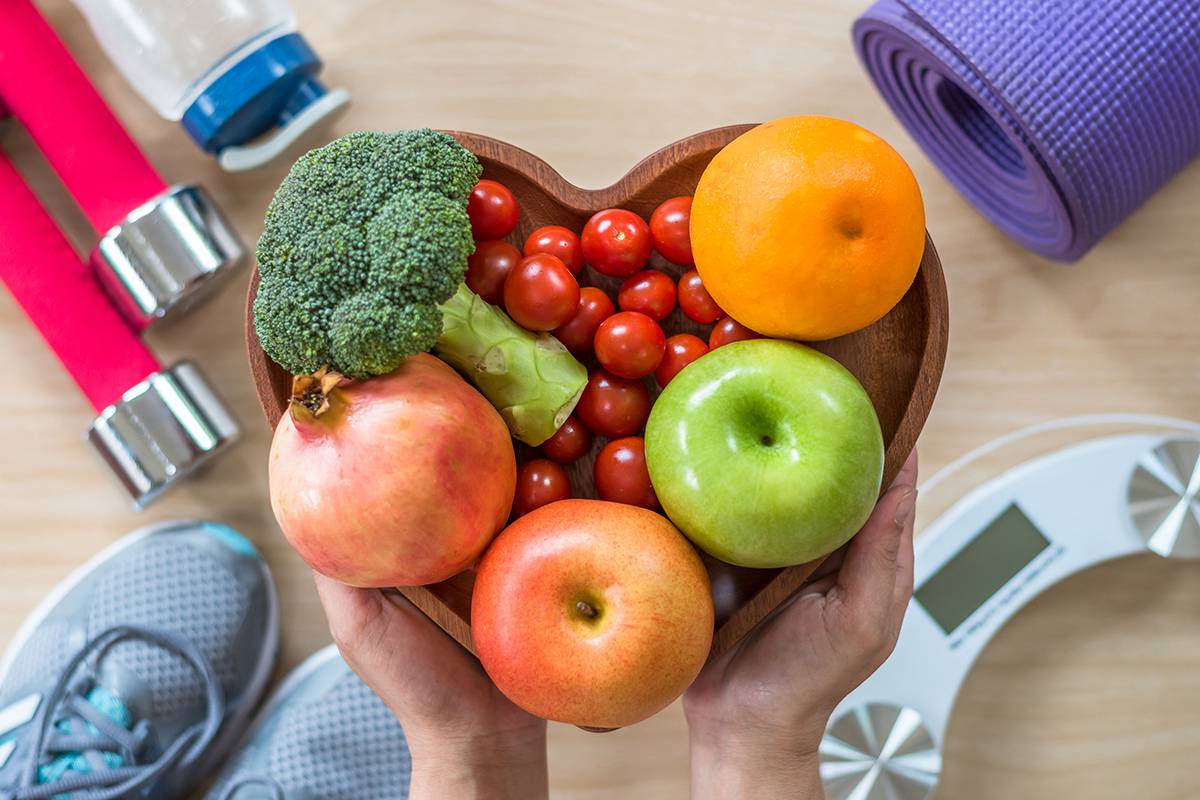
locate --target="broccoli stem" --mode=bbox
[436,284,588,446]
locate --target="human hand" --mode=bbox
[315,576,548,800]
[684,452,918,799]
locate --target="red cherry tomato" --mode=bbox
[593,311,666,379]
[617,270,676,322]
[467,180,519,240]
[540,415,592,464]
[581,209,652,277]
[503,254,580,331]
[594,437,658,509]
[655,333,709,387]
[524,226,583,274]
[552,287,615,355]
[575,369,651,438]
[709,316,763,349]
[649,196,693,265]
[512,459,571,517]
[466,240,521,304]
[677,268,723,324]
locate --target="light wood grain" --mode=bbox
[2,1,1199,798]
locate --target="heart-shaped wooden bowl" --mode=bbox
[247,125,948,667]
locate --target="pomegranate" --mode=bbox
[269,355,516,587]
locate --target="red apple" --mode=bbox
[269,354,515,587]
[471,499,713,728]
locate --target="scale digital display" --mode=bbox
[916,504,1051,635]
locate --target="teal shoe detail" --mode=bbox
[202,523,261,558]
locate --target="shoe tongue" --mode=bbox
[94,659,155,724]
[83,686,133,729]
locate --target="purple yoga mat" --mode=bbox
[854,0,1200,261]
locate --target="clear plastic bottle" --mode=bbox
[71,0,349,171]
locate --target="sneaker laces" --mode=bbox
[2,625,225,800]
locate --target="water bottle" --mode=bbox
[71,0,350,171]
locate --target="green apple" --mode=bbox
[644,339,883,568]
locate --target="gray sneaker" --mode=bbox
[0,520,278,799]
[206,645,412,800]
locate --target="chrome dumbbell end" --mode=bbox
[90,184,244,331]
[87,361,239,509]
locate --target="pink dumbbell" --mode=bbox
[0,0,243,506]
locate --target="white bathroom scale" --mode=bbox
[819,416,1200,799]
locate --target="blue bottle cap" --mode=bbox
[182,33,329,155]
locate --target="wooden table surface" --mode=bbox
[3,1,1198,797]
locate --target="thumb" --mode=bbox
[314,573,485,682]
[836,452,918,607]
[313,573,391,667]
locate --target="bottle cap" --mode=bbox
[87,361,239,509]
[91,185,244,331]
[181,33,349,170]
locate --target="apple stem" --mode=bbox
[575,600,598,619]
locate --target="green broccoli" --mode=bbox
[253,129,478,376]
[253,129,587,445]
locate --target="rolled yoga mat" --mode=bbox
[853,0,1200,261]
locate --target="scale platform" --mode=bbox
[819,416,1200,799]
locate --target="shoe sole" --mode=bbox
[0,519,281,785]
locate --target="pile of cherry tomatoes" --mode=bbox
[465,179,762,518]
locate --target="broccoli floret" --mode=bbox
[253,129,482,378]
[253,128,589,445]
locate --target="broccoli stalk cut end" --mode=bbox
[437,284,587,446]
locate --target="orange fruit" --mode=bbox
[690,116,925,340]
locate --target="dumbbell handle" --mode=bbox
[0,0,167,234]
[0,150,160,411]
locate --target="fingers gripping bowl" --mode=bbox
[247,124,948,728]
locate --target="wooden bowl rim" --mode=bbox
[244,124,949,664]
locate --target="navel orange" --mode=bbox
[690,116,925,341]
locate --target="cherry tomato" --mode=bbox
[594,437,658,509]
[512,459,571,517]
[709,316,763,349]
[467,180,519,240]
[540,415,592,464]
[466,240,521,304]
[581,208,652,277]
[655,333,709,387]
[503,254,580,331]
[575,369,651,438]
[594,311,666,379]
[617,270,676,321]
[649,196,693,265]
[677,269,723,324]
[524,225,583,274]
[552,287,615,355]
